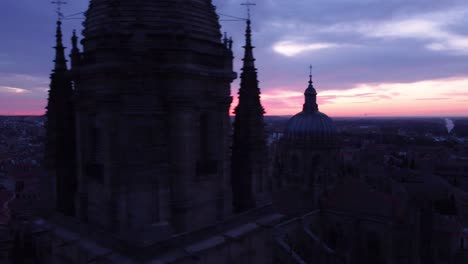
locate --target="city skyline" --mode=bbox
[1,0,468,116]
[1,1,468,262]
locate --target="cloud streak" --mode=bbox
[0,86,29,94]
[273,42,340,57]
[333,6,468,53]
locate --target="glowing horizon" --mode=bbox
[2,76,467,117]
[234,76,468,117]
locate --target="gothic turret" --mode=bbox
[70,30,81,69]
[231,18,268,213]
[53,21,67,72]
[44,20,77,216]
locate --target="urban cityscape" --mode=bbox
[1,0,468,263]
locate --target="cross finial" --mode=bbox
[309,65,313,84]
[51,0,68,21]
[241,0,256,20]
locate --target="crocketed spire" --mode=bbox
[54,21,67,72]
[45,20,77,216]
[242,19,255,69]
[231,17,267,213]
[70,30,81,69]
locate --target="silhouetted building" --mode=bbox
[5,1,467,264]
[28,1,284,263]
[231,18,269,213]
[70,0,238,238]
[44,21,77,216]
[273,72,339,214]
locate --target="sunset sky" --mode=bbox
[1,0,468,116]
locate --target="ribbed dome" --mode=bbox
[284,111,337,144]
[83,0,222,43]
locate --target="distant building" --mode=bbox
[273,72,339,214]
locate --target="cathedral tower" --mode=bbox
[72,0,236,239]
[231,18,268,213]
[44,20,77,216]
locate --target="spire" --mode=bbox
[54,20,68,72]
[231,13,267,213]
[236,17,263,113]
[228,37,233,50]
[70,30,81,69]
[242,19,255,69]
[223,32,229,47]
[45,19,77,216]
[303,65,319,113]
[309,65,313,86]
[71,30,78,49]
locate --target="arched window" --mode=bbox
[291,154,300,183]
[336,224,345,249]
[311,155,321,184]
[367,232,381,263]
[328,228,338,250]
[90,125,100,159]
[291,154,299,173]
[200,113,209,158]
[86,116,103,183]
[273,158,283,188]
[196,113,217,179]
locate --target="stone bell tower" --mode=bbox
[71,0,236,240]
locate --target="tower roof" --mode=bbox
[83,0,223,44]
